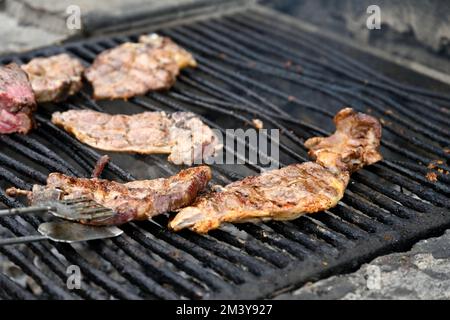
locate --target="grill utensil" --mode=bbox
[0,221,123,246]
[0,198,122,246]
[0,197,116,222]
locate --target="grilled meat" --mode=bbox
[0,63,36,134]
[84,34,196,100]
[170,162,348,233]
[51,110,221,165]
[252,118,263,129]
[21,54,84,103]
[169,108,382,234]
[91,155,110,179]
[7,166,212,226]
[304,108,383,174]
[21,54,85,103]
[138,34,197,69]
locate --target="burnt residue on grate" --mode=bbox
[0,6,449,300]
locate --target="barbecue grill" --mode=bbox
[1,2,450,300]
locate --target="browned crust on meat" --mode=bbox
[84,34,196,100]
[51,110,172,154]
[305,108,382,173]
[170,108,383,234]
[169,162,349,233]
[51,110,221,165]
[21,54,84,102]
[16,166,212,226]
[91,155,110,178]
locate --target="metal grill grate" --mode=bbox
[0,5,449,299]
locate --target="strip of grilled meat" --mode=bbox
[7,166,212,226]
[169,108,382,234]
[0,63,37,134]
[21,54,85,103]
[84,33,196,100]
[51,110,221,165]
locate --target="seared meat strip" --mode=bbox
[91,155,110,179]
[304,108,383,174]
[7,166,212,226]
[51,110,221,166]
[0,63,36,134]
[21,54,85,102]
[84,34,196,100]
[169,108,383,234]
[138,34,196,69]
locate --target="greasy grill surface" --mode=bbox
[0,6,450,299]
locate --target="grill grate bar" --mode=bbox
[168,23,450,138]
[232,11,450,112]
[0,136,74,176]
[111,236,206,299]
[0,272,37,300]
[172,230,273,277]
[349,183,417,219]
[0,203,123,299]
[237,224,316,259]
[266,221,339,256]
[291,217,352,249]
[330,204,387,234]
[0,244,76,300]
[198,47,450,147]
[174,60,450,201]
[1,217,105,300]
[0,156,183,300]
[141,222,253,285]
[381,140,450,172]
[312,211,368,240]
[355,170,435,213]
[0,153,47,184]
[166,91,306,163]
[371,166,450,208]
[179,74,449,212]
[166,25,450,151]
[35,115,135,182]
[177,55,450,174]
[208,228,292,269]
[0,6,449,299]
[51,243,142,300]
[381,161,450,195]
[11,135,84,177]
[0,166,32,191]
[122,224,233,293]
[75,33,448,242]
[395,161,450,185]
[228,13,450,115]
[36,129,93,176]
[341,190,403,226]
[90,241,179,299]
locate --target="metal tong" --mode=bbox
[0,197,115,221]
[0,197,123,246]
